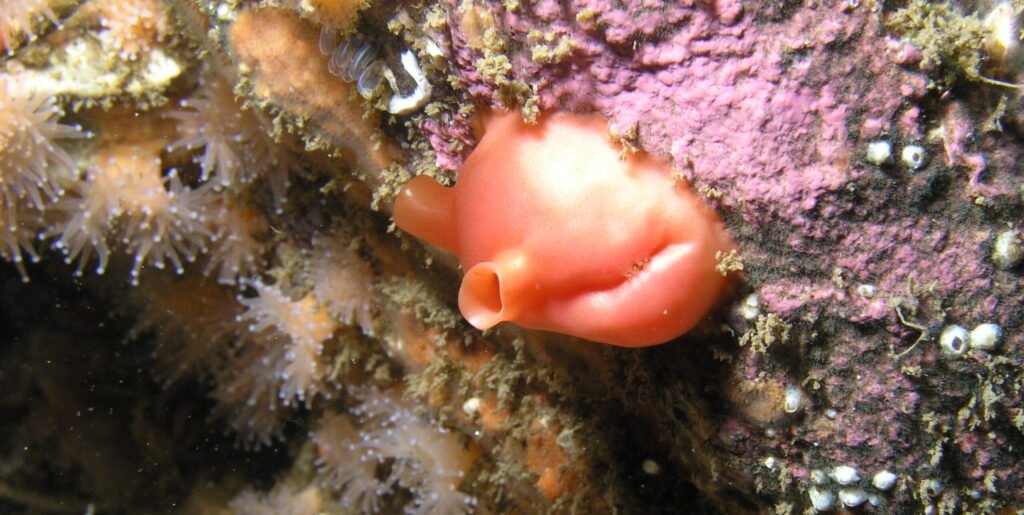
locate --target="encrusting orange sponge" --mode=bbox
[394,111,734,347]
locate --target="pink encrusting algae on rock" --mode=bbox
[445,0,922,224]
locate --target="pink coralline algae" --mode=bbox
[421,110,477,172]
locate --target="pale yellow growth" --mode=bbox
[738,313,790,353]
[303,0,369,35]
[458,3,539,122]
[715,249,744,276]
[459,0,497,50]
[527,30,577,65]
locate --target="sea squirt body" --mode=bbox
[394,112,734,347]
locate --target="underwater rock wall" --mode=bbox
[1,0,1023,513]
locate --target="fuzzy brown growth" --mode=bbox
[228,7,395,180]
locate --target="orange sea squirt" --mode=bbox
[394,111,734,347]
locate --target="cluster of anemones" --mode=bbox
[0,65,294,286]
[129,257,383,447]
[0,74,85,279]
[309,386,479,514]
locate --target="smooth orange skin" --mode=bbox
[394,112,734,347]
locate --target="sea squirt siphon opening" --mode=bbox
[459,262,506,330]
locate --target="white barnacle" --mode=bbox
[810,469,828,485]
[939,325,969,357]
[968,323,1003,352]
[783,384,805,414]
[808,487,834,512]
[855,283,877,298]
[992,229,1023,270]
[838,487,868,507]
[901,144,926,170]
[865,141,892,165]
[872,470,898,491]
[923,478,944,497]
[830,465,860,485]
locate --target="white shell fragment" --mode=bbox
[939,325,969,357]
[872,470,898,491]
[968,323,1003,351]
